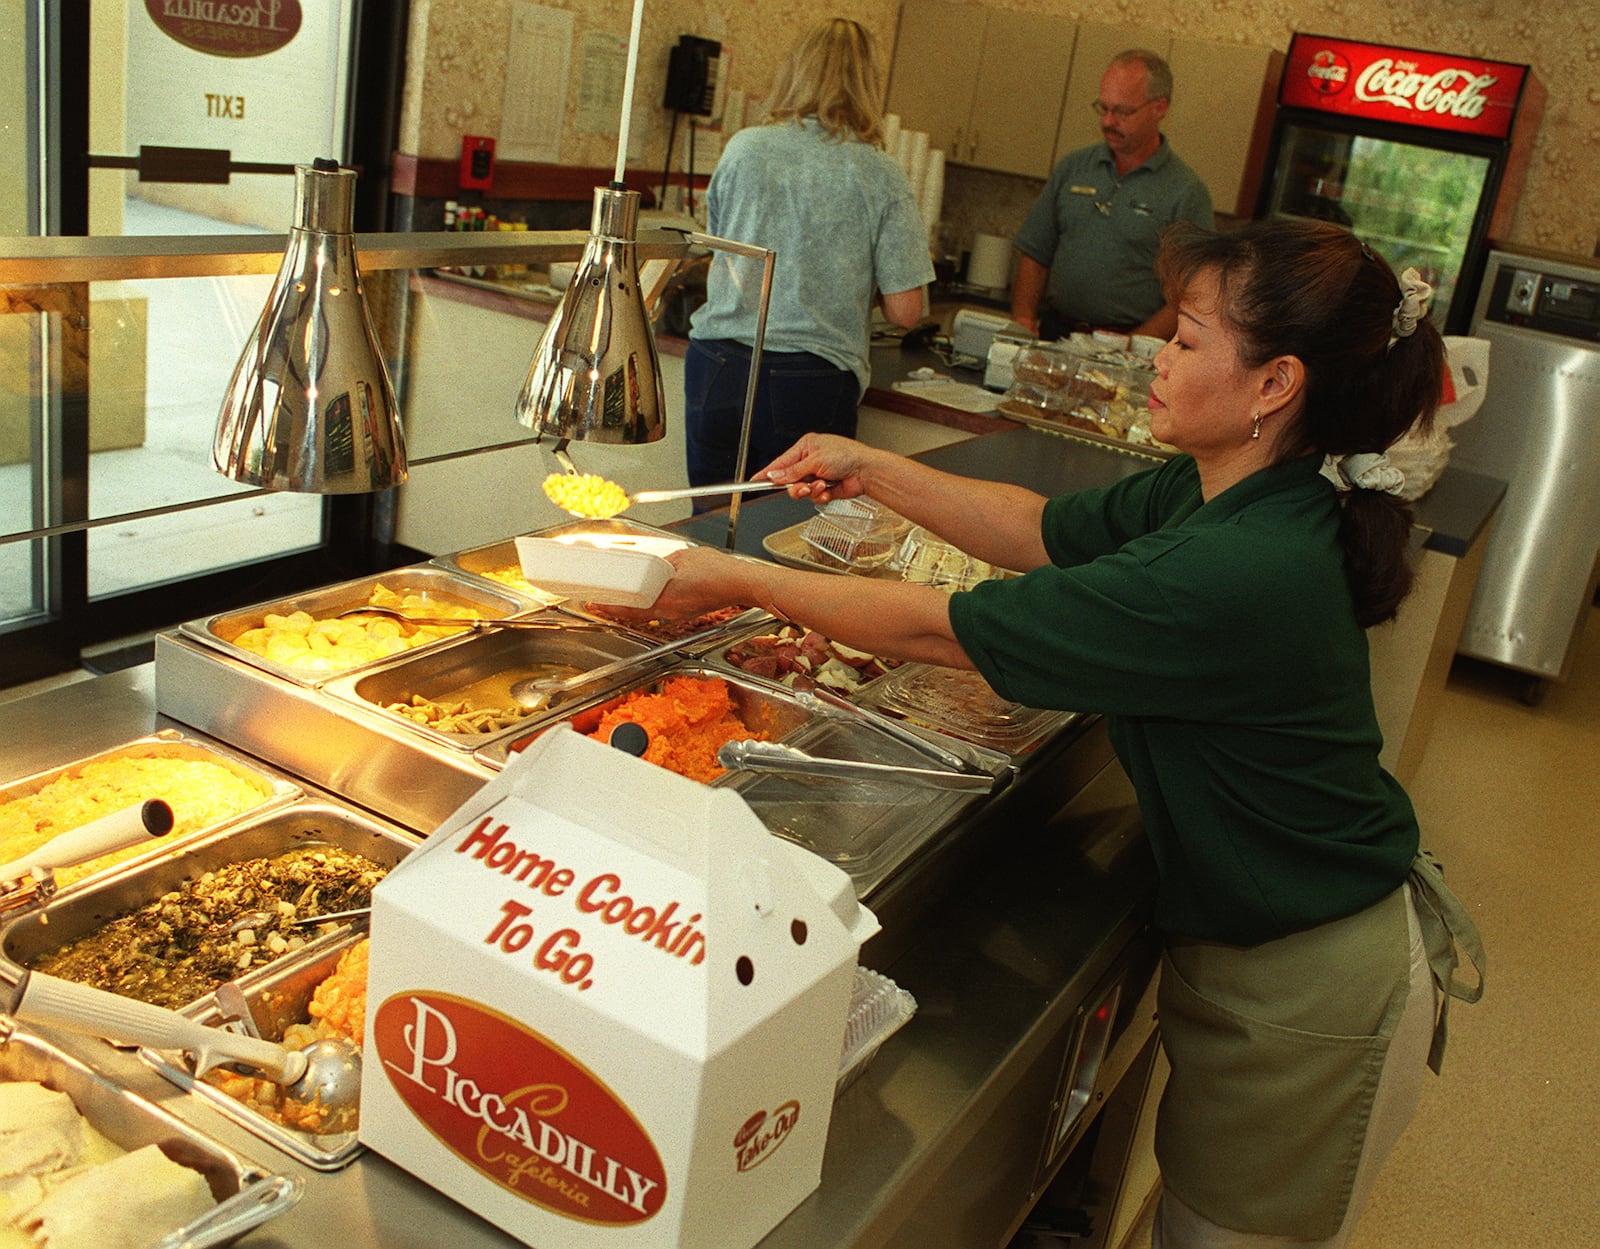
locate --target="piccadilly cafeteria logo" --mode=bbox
[1305,49,1351,95]
[146,1,303,58]
[375,991,668,1225]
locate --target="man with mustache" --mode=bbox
[1010,49,1211,342]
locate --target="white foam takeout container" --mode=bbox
[515,534,676,608]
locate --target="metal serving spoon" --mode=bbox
[335,606,583,632]
[508,632,691,709]
[8,971,362,1133]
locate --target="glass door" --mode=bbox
[1263,121,1493,332]
[1,1,404,687]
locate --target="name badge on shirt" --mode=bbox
[1069,185,1098,196]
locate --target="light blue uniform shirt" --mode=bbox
[690,118,934,395]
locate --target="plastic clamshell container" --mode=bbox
[0,1027,302,1245]
[836,967,917,1096]
[320,621,657,750]
[0,801,416,999]
[178,565,531,687]
[0,730,297,896]
[141,932,367,1170]
[515,534,674,608]
[857,662,1071,757]
[801,499,902,571]
[895,526,1013,593]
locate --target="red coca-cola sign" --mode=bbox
[1279,34,1528,140]
[145,0,303,58]
[374,991,667,1225]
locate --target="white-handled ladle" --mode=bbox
[0,800,175,889]
[7,972,361,1133]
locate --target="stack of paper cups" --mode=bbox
[967,232,1014,290]
[919,149,945,236]
[905,130,930,205]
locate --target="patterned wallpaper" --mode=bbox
[401,0,1598,260]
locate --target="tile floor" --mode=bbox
[1120,605,1600,1249]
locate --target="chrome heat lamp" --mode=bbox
[213,158,406,492]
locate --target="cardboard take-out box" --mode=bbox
[359,725,878,1249]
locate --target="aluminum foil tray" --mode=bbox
[0,800,416,989]
[320,622,657,751]
[142,932,367,1170]
[0,729,298,897]
[856,663,1074,759]
[0,1027,302,1245]
[177,565,532,688]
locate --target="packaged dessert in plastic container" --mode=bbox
[801,498,902,571]
[835,967,917,1096]
[0,1025,302,1246]
[895,526,1013,593]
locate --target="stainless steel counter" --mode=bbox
[0,665,1158,1249]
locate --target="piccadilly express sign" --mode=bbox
[146,0,303,58]
[1280,33,1529,140]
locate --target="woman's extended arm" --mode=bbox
[763,435,1052,572]
[643,546,975,669]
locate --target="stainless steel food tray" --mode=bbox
[477,663,1002,895]
[0,729,299,896]
[0,1026,302,1246]
[0,800,416,983]
[143,932,366,1171]
[177,565,533,688]
[702,620,900,700]
[320,622,658,751]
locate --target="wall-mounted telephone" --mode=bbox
[663,34,720,117]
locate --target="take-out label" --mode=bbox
[374,991,667,1225]
[734,1101,800,1172]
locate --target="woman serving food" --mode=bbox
[627,219,1484,1248]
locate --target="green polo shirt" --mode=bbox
[1013,138,1212,328]
[948,455,1419,945]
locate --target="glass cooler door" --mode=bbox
[1262,121,1494,332]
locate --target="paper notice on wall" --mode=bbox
[576,31,628,139]
[499,2,574,163]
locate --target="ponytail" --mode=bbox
[1156,220,1446,626]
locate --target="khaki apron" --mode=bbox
[1154,851,1484,1240]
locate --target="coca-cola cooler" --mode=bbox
[1256,33,1544,333]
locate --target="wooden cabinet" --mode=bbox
[1051,22,1169,165]
[1162,38,1283,218]
[1053,28,1281,217]
[886,6,1282,217]
[885,0,1075,178]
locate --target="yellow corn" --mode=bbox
[542,472,629,519]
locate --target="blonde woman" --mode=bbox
[684,17,932,498]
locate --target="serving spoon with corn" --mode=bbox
[541,472,804,521]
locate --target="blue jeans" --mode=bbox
[683,338,860,493]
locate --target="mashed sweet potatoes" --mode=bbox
[582,675,766,783]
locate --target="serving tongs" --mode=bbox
[717,740,996,791]
[787,685,980,775]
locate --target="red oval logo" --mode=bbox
[374,992,667,1225]
[144,0,304,59]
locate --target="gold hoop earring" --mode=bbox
[1251,413,1262,441]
